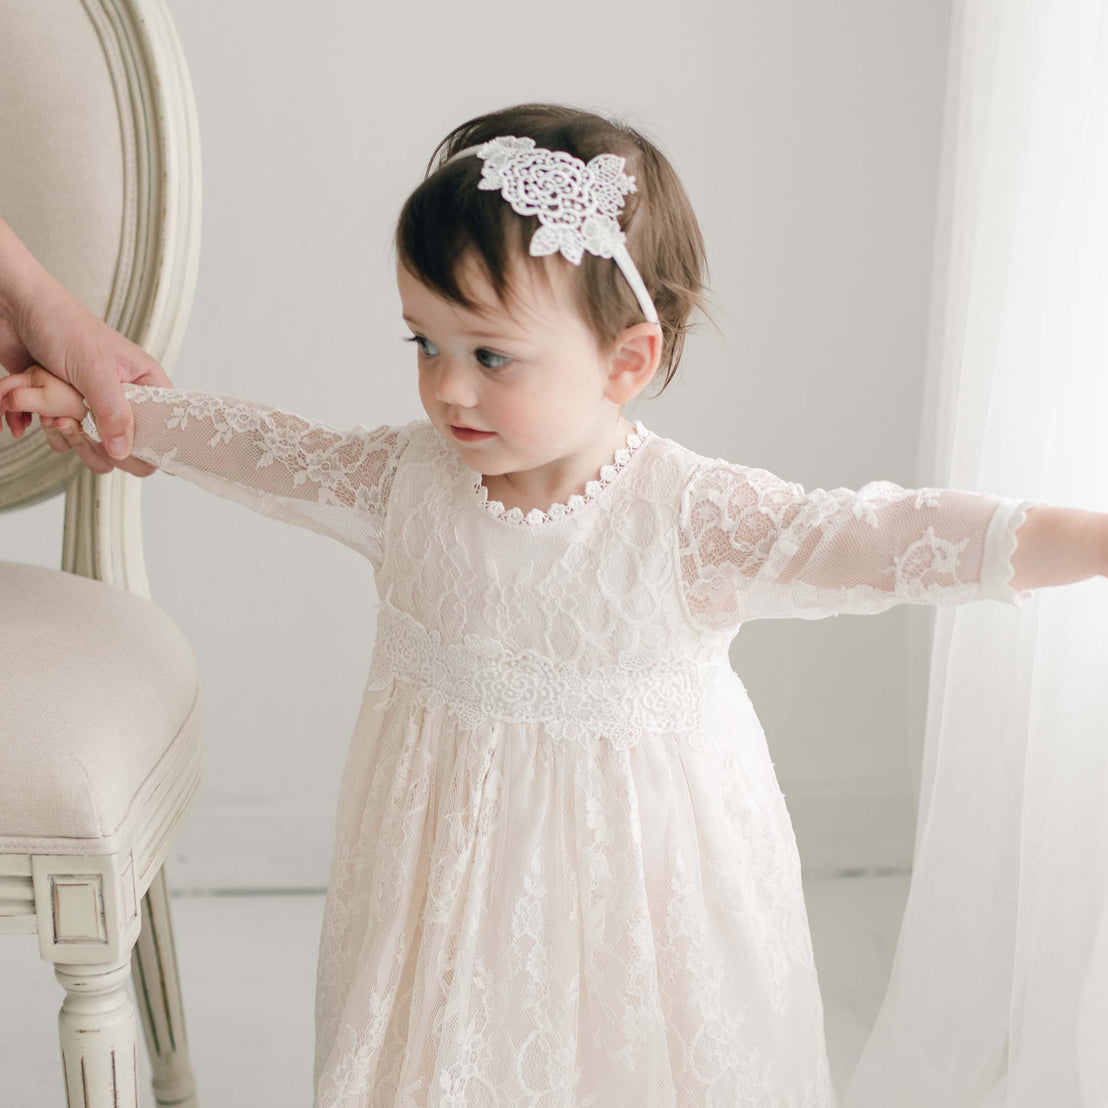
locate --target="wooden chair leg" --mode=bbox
[55,954,139,1107]
[132,863,198,1107]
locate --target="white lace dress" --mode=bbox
[84,386,1036,1108]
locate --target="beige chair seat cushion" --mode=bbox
[0,561,200,852]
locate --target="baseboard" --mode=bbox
[786,784,919,879]
[161,806,337,892]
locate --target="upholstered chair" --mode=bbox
[0,1,203,1105]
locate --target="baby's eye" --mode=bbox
[403,335,512,372]
[405,334,438,357]
[475,349,512,371]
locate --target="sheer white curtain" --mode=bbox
[842,2,1108,1105]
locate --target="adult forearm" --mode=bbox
[0,217,50,321]
[1009,504,1108,591]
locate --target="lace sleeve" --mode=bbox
[81,384,410,569]
[676,458,1041,632]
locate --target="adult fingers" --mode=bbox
[1,408,151,476]
[112,454,156,478]
[51,417,155,477]
[69,326,171,460]
[42,422,76,454]
[46,417,113,474]
[75,350,172,462]
[75,370,133,460]
[69,435,115,475]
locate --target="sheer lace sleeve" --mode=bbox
[81,384,410,569]
[677,458,1040,632]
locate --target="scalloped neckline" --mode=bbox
[466,419,650,526]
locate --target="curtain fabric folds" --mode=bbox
[842,2,1108,1105]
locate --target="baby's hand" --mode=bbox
[0,365,89,435]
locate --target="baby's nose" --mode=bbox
[432,359,479,406]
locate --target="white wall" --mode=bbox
[4,0,953,886]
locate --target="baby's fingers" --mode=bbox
[0,380,47,415]
[0,373,26,411]
[0,366,38,393]
[2,407,32,439]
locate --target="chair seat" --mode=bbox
[0,560,200,853]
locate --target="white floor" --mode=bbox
[0,872,910,1105]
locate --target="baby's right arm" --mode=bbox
[0,366,88,427]
[0,368,412,569]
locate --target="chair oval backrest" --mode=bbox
[0,0,201,515]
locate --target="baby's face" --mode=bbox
[397,251,642,476]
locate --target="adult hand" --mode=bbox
[0,217,173,477]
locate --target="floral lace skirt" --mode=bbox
[312,673,837,1107]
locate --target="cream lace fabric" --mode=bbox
[84,386,1036,1107]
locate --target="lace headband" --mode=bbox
[443,135,660,325]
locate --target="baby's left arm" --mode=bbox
[677,458,1106,632]
[1004,503,1107,591]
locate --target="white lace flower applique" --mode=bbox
[473,135,638,266]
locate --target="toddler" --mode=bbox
[2,102,1101,1108]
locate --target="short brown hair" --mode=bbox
[394,102,718,398]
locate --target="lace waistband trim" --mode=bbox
[366,598,743,749]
